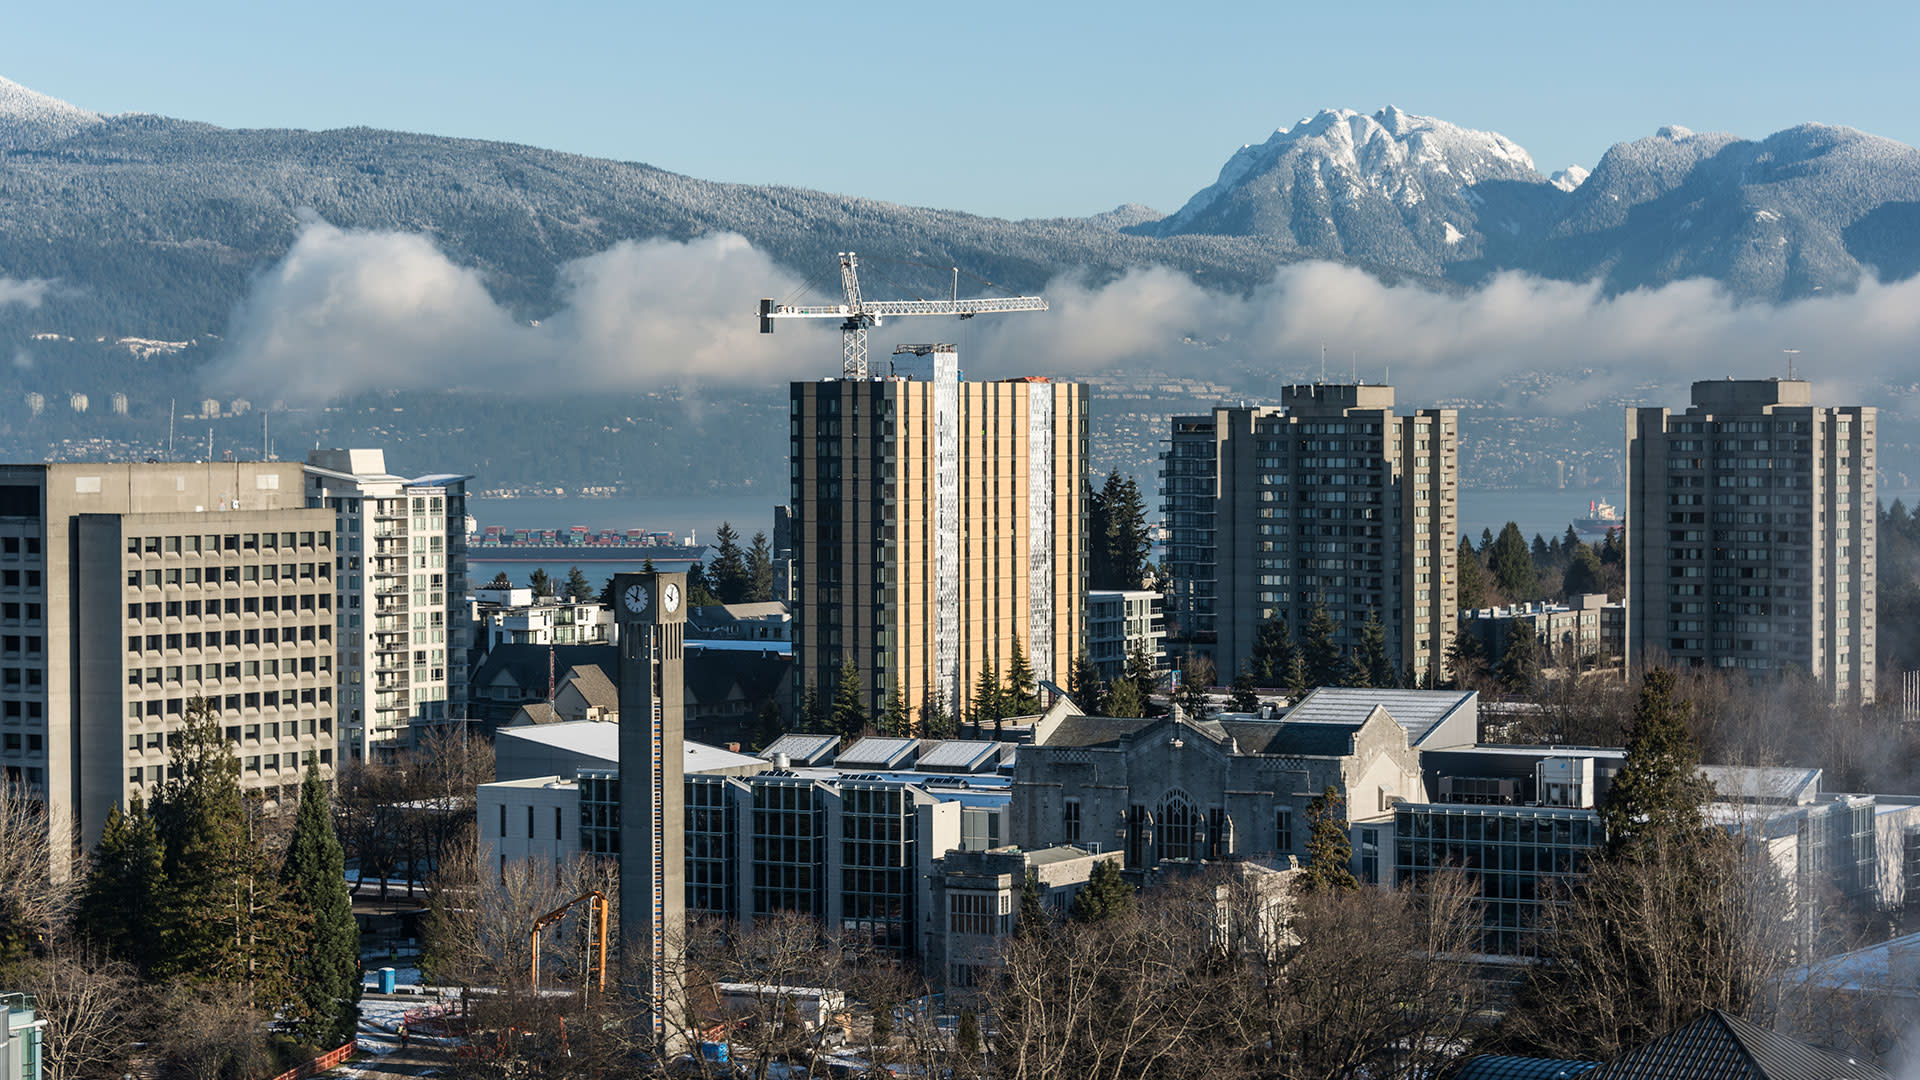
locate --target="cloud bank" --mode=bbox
[206,224,1920,413]
[974,263,1920,414]
[0,277,51,309]
[203,224,803,401]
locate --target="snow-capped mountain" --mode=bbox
[1549,166,1589,193]
[1135,107,1547,273]
[1142,109,1920,299]
[0,75,102,149]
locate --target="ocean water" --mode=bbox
[465,493,783,543]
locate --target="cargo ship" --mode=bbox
[468,524,707,562]
[1573,500,1624,538]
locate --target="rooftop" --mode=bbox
[1286,688,1478,747]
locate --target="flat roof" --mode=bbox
[1286,688,1476,746]
[916,740,1003,772]
[760,732,840,766]
[836,737,919,768]
[495,721,759,773]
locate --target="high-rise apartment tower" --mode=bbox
[1626,379,1875,702]
[791,346,1086,726]
[305,450,471,760]
[1165,384,1458,684]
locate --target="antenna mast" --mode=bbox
[1783,348,1801,381]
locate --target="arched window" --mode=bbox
[1160,793,1198,863]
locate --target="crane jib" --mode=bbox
[757,252,1047,375]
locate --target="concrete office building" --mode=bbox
[304,450,472,759]
[1165,384,1457,686]
[0,461,338,846]
[1626,379,1875,702]
[790,346,1086,725]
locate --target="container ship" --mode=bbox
[468,524,708,562]
[1573,500,1624,538]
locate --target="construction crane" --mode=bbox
[530,890,610,1000]
[759,252,1047,378]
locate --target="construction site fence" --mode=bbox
[262,1040,358,1080]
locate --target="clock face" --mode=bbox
[662,582,681,613]
[623,583,650,614]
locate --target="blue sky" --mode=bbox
[5,0,1916,220]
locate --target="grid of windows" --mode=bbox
[686,776,733,915]
[119,524,337,800]
[580,771,620,858]
[841,783,914,951]
[1394,805,1600,955]
[751,780,824,917]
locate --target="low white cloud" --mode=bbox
[203,222,802,402]
[0,277,51,309]
[205,223,1920,415]
[975,261,1920,414]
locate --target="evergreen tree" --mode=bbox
[746,530,776,602]
[955,1011,982,1060]
[1103,676,1144,719]
[1249,617,1296,683]
[1603,669,1713,858]
[830,658,869,738]
[150,697,251,983]
[1228,665,1261,713]
[1090,470,1152,590]
[882,686,911,738]
[971,659,1005,729]
[801,684,825,734]
[74,799,165,973]
[751,699,784,751]
[1006,641,1040,716]
[1488,522,1540,600]
[1445,630,1489,689]
[1283,649,1311,699]
[1480,527,1496,551]
[1015,868,1049,937]
[1531,533,1552,568]
[527,567,553,597]
[1175,654,1215,720]
[1562,525,1584,565]
[1068,858,1134,923]
[708,522,750,604]
[1067,653,1105,714]
[1564,544,1606,598]
[281,764,360,1045]
[1122,644,1159,712]
[1303,600,1345,689]
[918,690,956,739]
[1497,621,1541,691]
[684,562,720,606]
[1456,538,1491,611]
[1354,611,1394,689]
[563,565,594,603]
[1299,786,1359,893]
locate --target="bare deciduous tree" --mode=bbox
[0,776,76,957]
[22,945,144,1080]
[1504,831,1794,1061]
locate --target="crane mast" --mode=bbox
[759,252,1047,377]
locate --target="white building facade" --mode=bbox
[305,449,472,759]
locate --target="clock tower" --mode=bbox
[613,570,686,1047]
